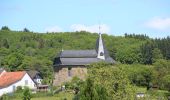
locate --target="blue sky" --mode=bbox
[0,0,170,38]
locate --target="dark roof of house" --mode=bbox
[27,70,41,79]
[60,50,97,58]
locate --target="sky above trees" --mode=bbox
[0,0,170,38]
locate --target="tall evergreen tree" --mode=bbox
[1,39,9,49]
[23,28,30,32]
[1,26,10,31]
[140,41,154,64]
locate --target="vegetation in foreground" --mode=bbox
[0,63,170,100]
[0,27,170,99]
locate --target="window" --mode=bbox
[100,52,104,56]
[25,80,28,85]
[13,85,16,92]
[68,67,72,77]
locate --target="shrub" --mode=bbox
[0,94,9,100]
[22,87,32,100]
[16,86,23,92]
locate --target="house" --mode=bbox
[27,70,49,92]
[0,71,36,96]
[53,32,115,85]
[27,70,42,85]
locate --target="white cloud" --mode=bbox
[145,17,170,31]
[45,26,63,32]
[70,24,110,34]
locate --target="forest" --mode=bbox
[0,26,170,99]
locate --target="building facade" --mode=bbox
[0,71,36,96]
[53,33,115,85]
[27,70,42,85]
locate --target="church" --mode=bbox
[53,32,115,85]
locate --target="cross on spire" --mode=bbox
[99,25,101,34]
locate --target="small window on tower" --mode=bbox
[100,52,104,56]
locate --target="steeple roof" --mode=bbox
[95,34,110,59]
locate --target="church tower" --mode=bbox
[96,26,105,60]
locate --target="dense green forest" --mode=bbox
[0,27,170,96]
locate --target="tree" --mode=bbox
[0,94,9,100]
[23,28,30,32]
[76,78,99,100]
[162,75,170,91]
[88,62,136,100]
[153,59,170,89]
[152,48,163,63]
[3,52,24,71]
[22,87,31,100]
[74,77,109,100]
[1,39,9,48]
[140,41,154,64]
[38,38,45,48]
[1,26,10,31]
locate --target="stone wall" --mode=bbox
[53,66,87,86]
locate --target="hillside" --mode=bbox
[0,30,170,82]
[0,29,170,99]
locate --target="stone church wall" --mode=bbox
[53,66,87,86]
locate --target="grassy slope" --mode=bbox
[12,92,74,100]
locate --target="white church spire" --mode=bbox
[97,26,105,60]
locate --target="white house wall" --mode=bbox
[0,73,36,96]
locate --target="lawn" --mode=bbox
[32,92,74,100]
[136,86,147,93]
[8,87,170,100]
[12,91,74,100]
[136,86,170,100]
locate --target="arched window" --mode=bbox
[100,52,104,56]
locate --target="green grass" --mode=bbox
[12,91,74,100]
[32,92,74,100]
[136,86,170,100]
[9,87,170,100]
[136,86,147,93]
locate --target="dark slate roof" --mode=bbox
[60,50,97,58]
[54,56,115,66]
[59,58,102,65]
[27,70,41,79]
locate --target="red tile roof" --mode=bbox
[0,71,26,89]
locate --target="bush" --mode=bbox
[22,87,32,100]
[64,76,83,90]
[0,94,9,100]
[16,86,23,92]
